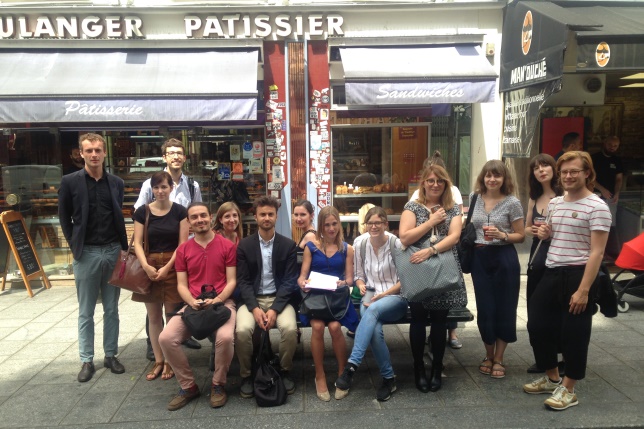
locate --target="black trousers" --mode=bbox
[409,303,448,367]
[527,266,596,381]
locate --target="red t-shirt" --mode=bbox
[175,234,236,298]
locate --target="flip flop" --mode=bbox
[146,362,163,381]
[479,357,493,375]
[491,361,506,379]
[162,362,175,380]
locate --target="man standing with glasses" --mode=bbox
[524,151,611,411]
[135,138,203,358]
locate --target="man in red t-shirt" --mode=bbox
[159,203,236,411]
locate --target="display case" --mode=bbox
[331,126,428,241]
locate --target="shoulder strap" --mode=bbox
[465,194,478,226]
[360,238,367,268]
[388,235,397,267]
[187,176,195,202]
[143,204,150,255]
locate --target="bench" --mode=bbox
[207,299,473,370]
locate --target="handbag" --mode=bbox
[299,286,351,321]
[180,285,232,340]
[394,237,462,302]
[253,330,287,407]
[457,194,478,274]
[108,204,151,294]
[594,263,618,318]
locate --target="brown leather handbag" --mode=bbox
[109,205,151,294]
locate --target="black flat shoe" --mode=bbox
[183,337,202,350]
[104,356,125,374]
[78,361,95,382]
[414,364,430,393]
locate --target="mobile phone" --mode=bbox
[430,205,441,214]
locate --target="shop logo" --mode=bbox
[522,11,533,56]
[596,42,610,67]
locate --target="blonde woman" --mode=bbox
[214,202,243,245]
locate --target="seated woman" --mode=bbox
[334,206,407,402]
[214,202,243,245]
[132,171,189,381]
[297,206,359,402]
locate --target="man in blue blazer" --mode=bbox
[58,133,128,383]
[235,196,299,399]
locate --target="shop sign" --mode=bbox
[501,79,560,158]
[0,98,257,122]
[0,13,343,40]
[345,81,496,105]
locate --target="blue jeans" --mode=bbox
[73,243,121,363]
[348,295,408,379]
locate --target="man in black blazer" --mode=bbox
[58,133,128,383]
[236,196,299,399]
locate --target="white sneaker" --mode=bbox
[544,385,578,411]
[523,376,561,394]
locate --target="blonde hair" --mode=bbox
[316,206,345,253]
[556,150,596,192]
[214,202,243,239]
[418,165,455,209]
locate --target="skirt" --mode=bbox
[131,252,182,304]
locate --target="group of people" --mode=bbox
[58,133,617,414]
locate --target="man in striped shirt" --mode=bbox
[524,151,611,411]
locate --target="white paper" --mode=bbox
[306,271,339,290]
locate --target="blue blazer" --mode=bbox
[58,169,128,261]
[236,232,299,314]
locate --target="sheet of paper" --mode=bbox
[307,271,338,290]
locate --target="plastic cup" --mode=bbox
[363,287,376,303]
[533,216,546,227]
[483,222,494,241]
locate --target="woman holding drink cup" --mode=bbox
[524,154,563,373]
[470,160,525,379]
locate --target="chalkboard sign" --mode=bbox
[6,220,39,276]
[0,227,8,275]
[0,210,51,297]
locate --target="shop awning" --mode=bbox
[340,46,498,105]
[0,50,259,122]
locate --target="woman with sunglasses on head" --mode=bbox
[132,171,189,382]
[298,206,359,402]
[399,165,467,392]
[470,160,525,380]
[525,154,563,374]
[334,206,407,401]
[214,202,243,246]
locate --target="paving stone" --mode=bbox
[60,391,127,426]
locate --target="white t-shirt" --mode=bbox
[545,194,612,267]
[410,185,463,207]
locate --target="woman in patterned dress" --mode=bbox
[399,165,467,392]
[469,160,525,379]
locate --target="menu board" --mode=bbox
[6,220,39,276]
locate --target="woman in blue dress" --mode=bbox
[298,206,359,402]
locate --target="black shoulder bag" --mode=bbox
[457,194,478,274]
[253,331,287,407]
[180,285,232,340]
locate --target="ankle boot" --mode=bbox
[429,363,442,392]
[414,362,430,393]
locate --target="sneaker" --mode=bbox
[523,376,562,395]
[544,385,578,411]
[448,338,463,349]
[239,376,254,398]
[334,364,356,391]
[376,376,397,402]
[210,384,227,408]
[167,385,200,411]
[282,371,296,395]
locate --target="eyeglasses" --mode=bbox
[164,151,184,157]
[559,169,585,177]
[364,221,386,228]
[425,179,446,186]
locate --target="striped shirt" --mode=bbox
[545,194,611,267]
[353,231,401,295]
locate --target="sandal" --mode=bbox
[162,362,175,380]
[146,362,164,381]
[479,357,493,375]
[491,361,506,379]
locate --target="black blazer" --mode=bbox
[58,169,128,261]
[236,232,299,314]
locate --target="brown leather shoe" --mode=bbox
[167,385,200,411]
[210,384,227,408]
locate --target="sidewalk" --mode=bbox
[0,275,643,429]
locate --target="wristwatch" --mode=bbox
[503,232,509,242]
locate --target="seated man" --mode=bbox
[236,196,299,398]
[159,203,237,411]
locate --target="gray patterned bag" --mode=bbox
[394,243,461,302]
